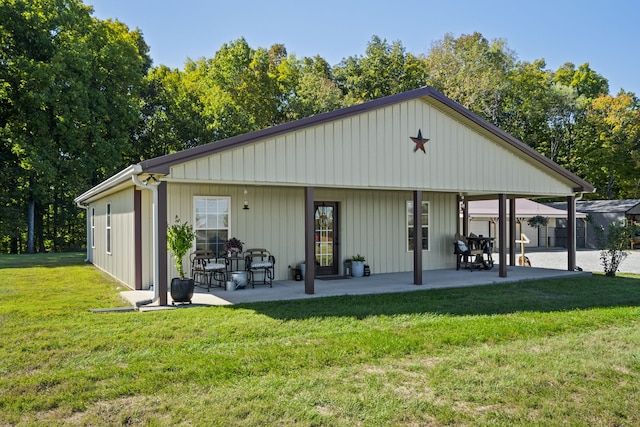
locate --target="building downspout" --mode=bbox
[132,173,160,305]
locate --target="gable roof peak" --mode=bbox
[137,86,594,194]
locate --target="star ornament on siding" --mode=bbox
[410,129,429,154]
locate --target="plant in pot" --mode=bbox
[224,237,244,257]
[167,216,197,304]
[351,254,366,277]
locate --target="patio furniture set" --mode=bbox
[191,248,275,290]
[453,233,495,271]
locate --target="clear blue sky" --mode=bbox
[88,0,639,96]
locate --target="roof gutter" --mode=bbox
[74,164,143,205]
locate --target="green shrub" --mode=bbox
[590,220,637,277]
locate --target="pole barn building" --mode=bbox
[75,87,594,305]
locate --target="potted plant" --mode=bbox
[167,216,196,304]
[527,215,549,229]
[224,237,244,257]
[351,254,366,277]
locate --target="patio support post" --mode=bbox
[498,194,507,277]
[461,198,470,268]
[134,189,142,290]
[413,190,423,285]
[304,187,315,294]
[456,195,462,235]
[509,198,517,266]
[158,181,168,306]
[567,195,576,271]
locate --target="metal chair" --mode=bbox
[243,248,275,287]
[453,233,483,271]
[190,250,227,291]
[202,258,228,290]
[190,250,213,286]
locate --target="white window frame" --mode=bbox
[106,203,112,255]
[194,196,231,256]
[90,207,95,249]
[407,200,430,252]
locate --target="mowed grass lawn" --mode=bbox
[1,254,640,426]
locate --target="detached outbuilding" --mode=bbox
[467,198,588,248]
[75,87,594,305]
[547,199,640,248]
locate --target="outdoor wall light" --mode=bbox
[243,188,249,210]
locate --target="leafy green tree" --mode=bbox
[160,40,344,148]
[134,65,215,160]
[500,59,553,149]
[536,82,585,169]
[180,56,253,142]
[553,62,609,99]
[286,55,344,120]
[177,38,293,141]
[0,0,150,252]
[206,38,282,130]
[578,92,640,199]
[424,32,515,123]
[334,35,426,104]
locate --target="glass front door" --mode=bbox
[315,202,339,276]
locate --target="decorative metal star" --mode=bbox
[410,129,429,154]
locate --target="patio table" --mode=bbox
[225,255,244,272]
[466,236,494,270]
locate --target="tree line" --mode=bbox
[1,0,639,253]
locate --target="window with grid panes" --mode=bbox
[407,201,429,251]
[194,197,230,256]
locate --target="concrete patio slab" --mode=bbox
[120,265,591,311]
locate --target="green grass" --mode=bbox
[1,253,640,426]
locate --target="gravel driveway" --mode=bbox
[521,249,640,274]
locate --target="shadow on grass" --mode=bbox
[0,252,86,269]
[233,275,640,319]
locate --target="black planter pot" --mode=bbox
[170,278,194,305]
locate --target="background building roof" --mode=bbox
[468,198,586,219]
[547,199,640,214]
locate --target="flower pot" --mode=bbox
[351,261,365,277]
[230,271,248,289]
[300,262,306,279]
[170,278,194,304]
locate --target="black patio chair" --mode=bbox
[453,233,483,271]
[244,248,275,287]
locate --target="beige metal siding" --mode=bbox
[166,184,305,281]
[318,189,457,273]
[170,99,576,196]
[165,184,457,280]
[88,188,136,287]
